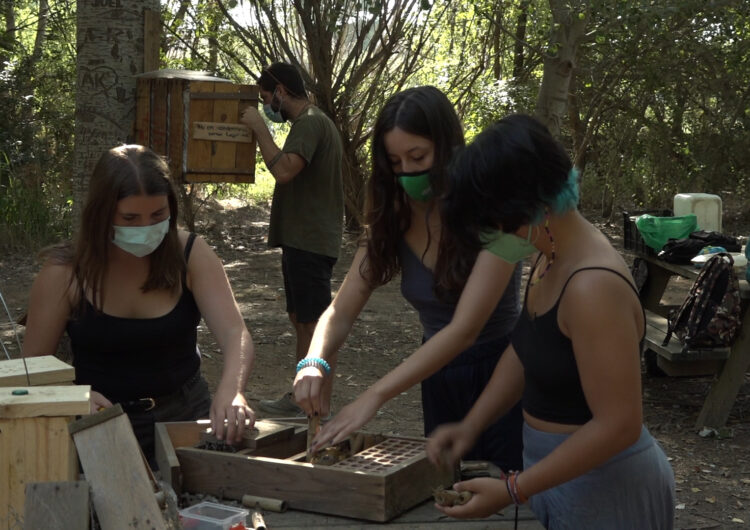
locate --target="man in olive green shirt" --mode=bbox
[241,62,343,415]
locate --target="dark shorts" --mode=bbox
[281,246,337,323]
[123,369,211,470]
[421,335,523,473]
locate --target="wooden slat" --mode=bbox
[234,84,258,181]
[211,83,239,170]
[0,386,90,418]
[71,408,165,529]
[0,356,75,387]
[168,78,186,181]
[187,81,216,172]
[0,417,79,526]
[24,481,90,530]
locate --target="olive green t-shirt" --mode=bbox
[268,106,344,258]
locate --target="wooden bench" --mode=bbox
[643,310,730,376]
[634,252,750,428]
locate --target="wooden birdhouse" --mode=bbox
[0,384,90,527]
[134,69,259,184]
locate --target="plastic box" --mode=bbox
[622,209,672,256]
[673,193,722,233]
[179,501,248,530]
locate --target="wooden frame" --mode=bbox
[155,420,456,522]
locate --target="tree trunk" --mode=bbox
[73,0,160,229]
[535,0,587,138]
[31,0,49,65]
[1,0,16,71]
[512,0,530,78]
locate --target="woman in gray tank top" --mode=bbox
[427,115,675,529]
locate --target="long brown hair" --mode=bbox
[362,86,464,288]
[42,145,184,312]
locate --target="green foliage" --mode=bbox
[2,0,749,249]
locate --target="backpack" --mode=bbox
[663,253,742,350]
[658,237,706,264]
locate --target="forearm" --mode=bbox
[304,305,358,371]
[217,328,255,393]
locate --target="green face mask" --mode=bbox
[397,170,432,202]
[481,229,538,263]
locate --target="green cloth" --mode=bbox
[268,106,344,258]
[635,214,698,251]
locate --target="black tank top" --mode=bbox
[67,234,201,402]
[511,264,644,424]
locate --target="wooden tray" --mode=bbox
[155,419,456,522]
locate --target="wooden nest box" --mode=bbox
[134,69,259,184]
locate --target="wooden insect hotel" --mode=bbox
[155,419,456,522]
[134,69,259,184]
[0,357,89,528]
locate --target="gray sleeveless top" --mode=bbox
[398,240,521,342]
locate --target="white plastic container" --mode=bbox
[179,501,248,529]
[673,193,722,232]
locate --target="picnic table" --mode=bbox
[259,498,544,529]
[636,252,750,429]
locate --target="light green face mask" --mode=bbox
[397,170,432,202]
[481,228,538,263]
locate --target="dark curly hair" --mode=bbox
[361,86,464,288]
[435,114,574,295]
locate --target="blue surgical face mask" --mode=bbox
[397,170,432,202]
[112,217,170,257]
[263,89,285,123]
[481,228,538,263]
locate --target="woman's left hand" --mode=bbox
[210,383,255,443]
[435,478,511,519]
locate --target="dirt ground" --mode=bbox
[1,200,749,529]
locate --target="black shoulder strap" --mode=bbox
[559,267,646,340]
[184,232,197,263]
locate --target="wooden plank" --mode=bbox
[695,299,750,428]
[211,82,239,169]
[24,481,90,530]
[155,423,184,493]
[187,81,216,172]
[0,417,78,527]
[177,448,387,520]
[0,356,75,386]
[235,84,257,183]
[71,408,165,529]
[655,356,723,377]
[0,386,90,418]
[168,77,185,181]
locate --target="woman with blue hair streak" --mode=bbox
[427,114,675,529]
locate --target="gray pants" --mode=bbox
[523,423,675,529]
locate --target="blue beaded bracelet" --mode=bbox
[296,357,331,376]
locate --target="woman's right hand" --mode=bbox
[309,390,383,453]
[293,365,329,417]
[426,422,477,470]
[90,390,113,414]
